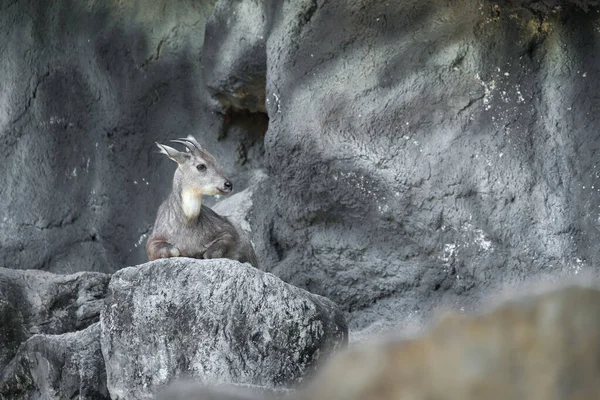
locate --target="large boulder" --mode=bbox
[0,267,109,371]
[0,323,108,400]
[301,284,600,400]
[100,258,347,400]
[202,0,600,332]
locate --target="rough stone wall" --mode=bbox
[241,0,600,331]
[0,0,265,274]
[3,0,600,336]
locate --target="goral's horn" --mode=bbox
[170,139,196,152]
[175,138,200,150]
[185,135,203,150]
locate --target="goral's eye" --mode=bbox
[196,164,207,172]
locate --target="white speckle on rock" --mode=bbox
[134,233,148,248]
[442,243,457,263]
[273,93,281,113]
[474,228,492,251]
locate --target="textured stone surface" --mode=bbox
[100,258,347,400]
[0,323,108,400]
[155,381,287,400]
[301,285,600,400]
[5,2,600,398]
[212,169,268,234]
[0,267,109,371]
[0,0,265,274]
[203,0,268,113]
[202,0,600,332]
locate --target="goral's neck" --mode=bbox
[181,188,203,221]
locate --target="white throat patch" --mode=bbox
[181,189,202,220]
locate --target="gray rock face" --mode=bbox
[0,267,109,371]
[212,169,268,234]
[0,0,266,274]
[202,0,600,332]
[0,323,108,400]
[203,0,268,113]
[100,258,347,400]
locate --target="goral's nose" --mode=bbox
[223,181,233,192]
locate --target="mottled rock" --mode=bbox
[100,258,347,400]
[0,267,109,371]
[0,0,265,274]
[302,285,600,400]
[203,0,268,113]
[198,0,600,334]
[155,381,288,400]
[0,323,108,400]
[0,298,27,377]
[212,169,267,234]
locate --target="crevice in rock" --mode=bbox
[214,77,267,115]
[10,70,50,125]
[211,76,269,186]
[299,0,319,27]
[457,94,485,115]
[139,37,167,69]
[20,212,80,232]
[219,108,269,164]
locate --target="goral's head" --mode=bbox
[156,135,232,196]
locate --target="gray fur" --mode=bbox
[147,136,258,266]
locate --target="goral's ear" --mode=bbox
[156,142,190,165]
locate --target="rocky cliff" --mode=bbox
[2,0,600,398]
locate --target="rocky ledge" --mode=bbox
[0,323,108,399]
[0,267,109,372]
[159,283,600,400]
[101,258,348,400]
[0,259,347,400]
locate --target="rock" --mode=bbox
[213,169,268,234]
[301,285,600,400]
[0,298,27,377]
[0,323,108,400]
[201,0,600,334]
[203,0,268,113]
[0,0,265,274]
[6,1,600,386]
[154,381,288,400]
[100,258,347,400]
[0,267,109,371]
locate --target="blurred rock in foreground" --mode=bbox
[155,381,289,400]
[301,285,600,400]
